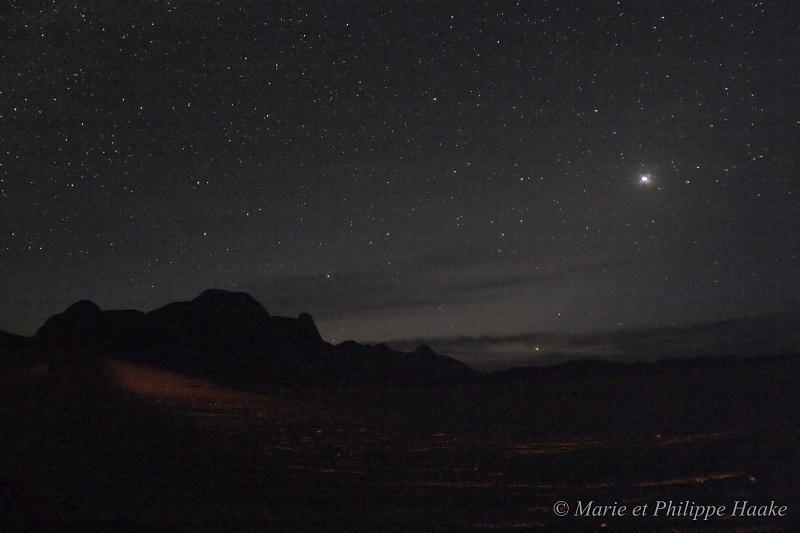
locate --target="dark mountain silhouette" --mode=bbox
[0,330,28,365]
[0,329,27,349]
[9,289,475,385]
[3,289,798,387]
[36,300,105,353]
[487,351,800,384]
[2,292,800,530]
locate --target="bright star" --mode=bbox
[640,175,651,184]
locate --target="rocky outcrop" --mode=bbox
[25,289,477,385]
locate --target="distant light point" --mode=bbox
[640,175,651,184]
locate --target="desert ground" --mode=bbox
[1,355,798,531]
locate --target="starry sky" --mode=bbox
[1,2,798,364]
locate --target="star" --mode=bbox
[640,175,651,184]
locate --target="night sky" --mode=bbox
[2,2,798,365]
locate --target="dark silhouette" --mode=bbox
[0,330,27,364]
[21,289,476,385]
[1,290,798,530]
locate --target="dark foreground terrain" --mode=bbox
[1,353,799,531]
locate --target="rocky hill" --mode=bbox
[16,289,476,385]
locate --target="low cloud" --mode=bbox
[388,313,800,371]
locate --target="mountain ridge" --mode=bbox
[6,289,476,385]
[2,291,798,385]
